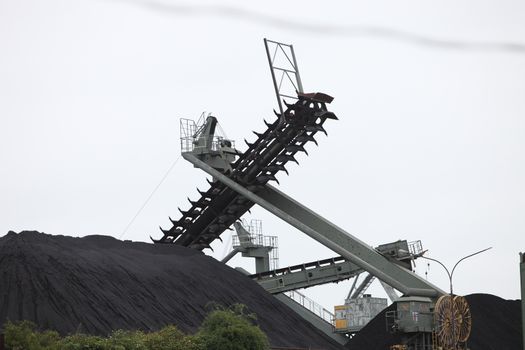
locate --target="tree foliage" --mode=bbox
[198,304,269,350]
[4,320,59,350]
[2,304,269,350]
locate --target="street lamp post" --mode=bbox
[420,247,492,350]
[420,247,492,295]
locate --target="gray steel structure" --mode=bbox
[153,39,448,349]
[221,221,277,273]
[263,39,304,118]
[183,152,444,298]
[234,261,349,346]
[274,293,348,346]
[153,92,336,249]
[250,240,418,295]
[342,295,388,333]
[251,256,360,294]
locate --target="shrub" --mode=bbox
[106,330,147,350]
[4,320,59,350]
[2,304,267,350]
[198,304,269,350]
[56,333,107,350]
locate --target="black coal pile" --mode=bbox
[0,231,343,350]
[346,294,523,350]
[466,294,522,350]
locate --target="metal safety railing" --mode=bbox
[180,118,236,154]
[180,118,198,153]
[285,290,334,324]
[232,233,279,271]
[232,234,278,249]
[408,240,423,256]
[158,93,336,247]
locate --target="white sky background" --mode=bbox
[1,0,525,311]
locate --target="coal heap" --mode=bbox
[0,231,343,350]
[346,294,523,350]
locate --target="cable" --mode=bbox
[119,154,182,240]
[216,121,229,140]
[114,0,525,54]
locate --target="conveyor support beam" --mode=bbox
[184,152,445,298]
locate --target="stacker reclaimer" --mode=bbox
[153,39,472,350]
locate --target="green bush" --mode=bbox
[198,304,269,350]
[2,304,267,350]
[106,330,147,350]
[143,325,203,350]
[4,321,59,350]
[57,333,107,350]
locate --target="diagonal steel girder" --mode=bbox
[183,152,445,298]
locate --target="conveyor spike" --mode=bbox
[285,144,308,155]
[315,111,338,120]
[189,198,207,207]
[190,242,213,251]
[283,100,295,108]
[276,154,298,164]
[264,164,289,175]
[305,124,327,134]
[256,174,279,184]
[155,94,337,248]
[295,134,318,146]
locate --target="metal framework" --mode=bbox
[179,153,444,297]
[251,256,361,294]
[153,39,452,349]
[264,38,304,117]
[285,290,334,324]
[222,220,279,272]
[154,92,335,250]
[251,240,418,296]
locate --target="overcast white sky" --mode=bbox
[1,0,525,311]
